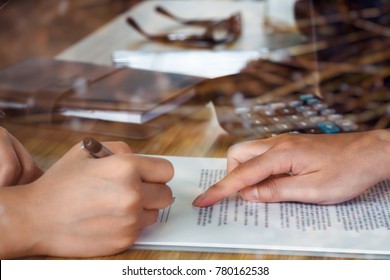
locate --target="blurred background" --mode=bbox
[0,0,141,68]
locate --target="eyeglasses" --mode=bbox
[126,5,242,48]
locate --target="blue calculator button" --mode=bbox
[317,121,341,134]
[299,94,318,105]
[299,94,315,101]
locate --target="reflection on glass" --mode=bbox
[1,0,389,140]
[204,0,390,139]
[263,0,298,33]
[126,5,242,48]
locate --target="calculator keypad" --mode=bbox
[220,94,358,138]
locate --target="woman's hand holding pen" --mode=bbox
[0,127,43,187]
[193,130,390,207]
[1,140,173,258]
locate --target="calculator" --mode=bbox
[223,93,358,139]
[197,58,390,140]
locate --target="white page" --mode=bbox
[112,50,262,78]
[135,156,390,258]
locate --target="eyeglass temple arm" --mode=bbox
[126,17,152,37]
[155,5,217,26]
[155,5,180,21]
[127,17,174,41]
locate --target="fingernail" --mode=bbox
[192,193,205,207]
[241,187,260,201]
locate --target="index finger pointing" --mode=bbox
[193,149,293,207]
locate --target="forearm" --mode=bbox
[0,185,40,259]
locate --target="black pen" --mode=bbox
[81,137,113,158]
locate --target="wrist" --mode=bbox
[369,129,390,181]
[0,184,43,258]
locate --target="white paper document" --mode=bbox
[112,50,261,78]
[135,156,390,258]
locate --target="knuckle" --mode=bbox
[114,141,131,153]
[124,158,139,173]
[227,140,260,158]
[115,156,139,176]
[22,161,38,180]
[274,138,296,153]
[277,133,307,149]
[227,144,240,158]
[127,211,141,227]
[120,190,142,212]
[0,164,20,186]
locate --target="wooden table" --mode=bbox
[4,0,347,260]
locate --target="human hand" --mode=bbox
[193,130,390,207]
[0,127,43,186]
[13,141,173,258]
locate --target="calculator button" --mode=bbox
[303,95,321,105]
[309,116,326,124]
[250,119,265,125]
[317,122,341,134]
[327,114,343,121]
[299,94,315,102]
[295,121,313,129]
[253,126,272,134]
[275,123,294,132]
[262,109,276,117]
[303,128,324,134]
[269,102,286,110]
[276,107,297,115]
[288,100,301,107]
[286,115,300,122]
[291,128,323,134]
[335,119,359,132]
[306,98,321,105]
[234,107,250,114]
[313,103,328,111]
[296,105,311,112]
[320,108,336,116]
[302,110,318,117]
[252,105,268,112]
